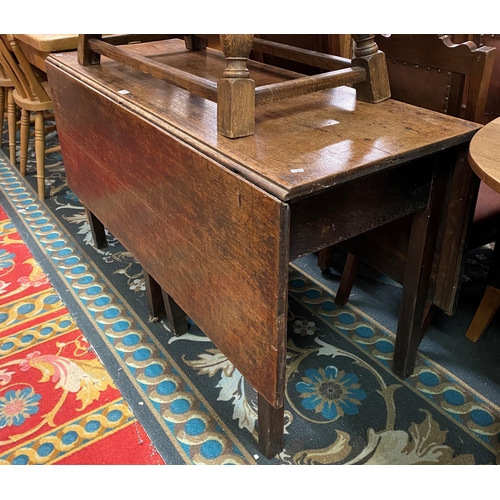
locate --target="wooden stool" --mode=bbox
[465,116,500,342]
[465,234,500,341]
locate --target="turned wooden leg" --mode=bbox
[217,34,255,138]
[0,86,4,148]
[143,269,166,321]
[19,108,30,176]
[7,88,16,166]
[351,35,391,103]
[34,111,46,199]
[466,236,500,342]
[257,393,284,459]
[317,245,334,273]
[393,207,437,379]
[335,253,359,307]
[84,208,107,249]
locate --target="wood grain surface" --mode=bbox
[45,39,484,454]
[47,39,480,201]
[48,66,289,408]
[468,117,500,193]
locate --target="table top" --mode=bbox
[47,38,481,201]
[15,34,78,52]
[468,116,500,194]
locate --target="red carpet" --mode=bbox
[0,205,164,464]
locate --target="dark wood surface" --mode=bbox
[46,38,481,457]
[48,39,479,201]
[47,62,290,409]
[77,34,389,139]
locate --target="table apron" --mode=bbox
[289,159,434,260]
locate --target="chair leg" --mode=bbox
[0,86,4,148]
[34,111,45,200]
[19,108,30,176]
[335,253,359,307]
[7,88,16,166]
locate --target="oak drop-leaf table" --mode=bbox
[46,39,481,458]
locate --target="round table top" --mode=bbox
[468,116,500,194]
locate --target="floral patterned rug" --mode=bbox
[0,204,164,464]
[0,125,499,465]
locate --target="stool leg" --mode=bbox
[465,286,500,342]
[466,237,500,342]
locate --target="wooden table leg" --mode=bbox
[258,393,284,459]
[393,207,437,378]
[335,253,359,307]
[143,269,166,321]
[161,288,188,337]
[317,245,334,273]
[85,208,107,249]
[466,236,500,342]
[143,270,188,336]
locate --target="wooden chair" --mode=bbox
[472,34,500,124]
[0,34,60,199]
[317,34,497,332]
[0,63,16,164]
